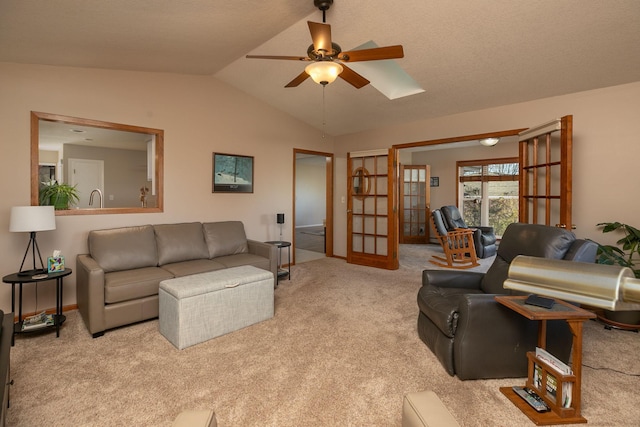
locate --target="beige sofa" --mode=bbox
[76,221,277,337]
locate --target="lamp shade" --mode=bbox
[305,61,343,85]
[504,255,640,311]
[276,213,285,224]
[9,206,56,233]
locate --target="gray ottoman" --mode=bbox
[159,266,274,349]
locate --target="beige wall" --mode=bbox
[333,82,640,257]
[3,59,639,314]
[0,62,332,313]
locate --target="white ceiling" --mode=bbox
[2,0,640,136]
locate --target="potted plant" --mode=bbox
[39,179,80,210]
[595,221,640,325]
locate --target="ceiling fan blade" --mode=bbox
[338,45,404,62]
[246,55,309,61]
[285,71,310,88]
[308,21,332,55]
[338,64,370,89]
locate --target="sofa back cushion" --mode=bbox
[89,225,158,273]
[154,222,209,266]
[480,223,576,294]
[203,221,248,258]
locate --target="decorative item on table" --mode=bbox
[277,213,285,240]
[140,185,149,208]
[47,250,65,273]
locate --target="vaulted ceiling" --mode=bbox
[2,0,639,136]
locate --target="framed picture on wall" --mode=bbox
[212,153,254,193]
[430,176,439,187]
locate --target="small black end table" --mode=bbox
[2,269,71,345]
[265,241,291,285]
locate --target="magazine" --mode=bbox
[21,311,54,331]
[535,347,573,408]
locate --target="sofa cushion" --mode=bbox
[203,221,249,258]
[89,225,158,273]
[160,259,226,278]
[154,223,209,266]
[215,253,271,272]
[104,267,174,304]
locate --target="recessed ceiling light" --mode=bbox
[70,129,85,133]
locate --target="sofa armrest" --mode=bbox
[422,270,485,290]
[76,254,107,336]
[247,240,278,278]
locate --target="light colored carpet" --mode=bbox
[8,246,640,426]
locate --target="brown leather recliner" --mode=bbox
[417,223,597,380]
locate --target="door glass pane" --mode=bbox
[364,235,375,254]
[364,216,375,234]
[353,215,363,233]
[376,196,388,215]
[352,235,363,252]
[376,237,387,255]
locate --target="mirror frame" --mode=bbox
[31,111,164,215]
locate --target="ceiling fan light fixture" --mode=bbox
[305,61,343,86]
[479,137,499,147]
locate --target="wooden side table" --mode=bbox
[2,269,72,345]
[495,295,596,425]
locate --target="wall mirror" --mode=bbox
[353,167,371,198]
[31,111,164,215]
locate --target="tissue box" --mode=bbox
[47,256,65,273]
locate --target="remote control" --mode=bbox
[512,386,550,412]
[525,294,555,309]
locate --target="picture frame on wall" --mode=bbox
[212,153,254,193]
[430,176,439,187]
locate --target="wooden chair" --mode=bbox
[430,209,479,269]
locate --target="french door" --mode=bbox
[518,115,573,229]
[399,164,430,243]
[347,149,399,270]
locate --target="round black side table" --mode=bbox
[265,241,291,285]
[2,269,72,345]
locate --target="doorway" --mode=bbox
[294,149,334,265]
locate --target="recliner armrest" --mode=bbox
[453,293,538,379]
[422,270,485,290]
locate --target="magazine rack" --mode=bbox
[495,296,596,425]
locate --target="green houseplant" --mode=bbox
[39,179,80,210]
[595,221,640,325]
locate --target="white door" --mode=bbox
[68,158,104,208]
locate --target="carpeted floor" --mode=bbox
[7,246,640,426]
[295,226,325,254]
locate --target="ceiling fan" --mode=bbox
[246,0,404,88]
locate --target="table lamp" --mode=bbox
[10,206,56,276]
[277,213,285,241]
[504,255,640,310]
